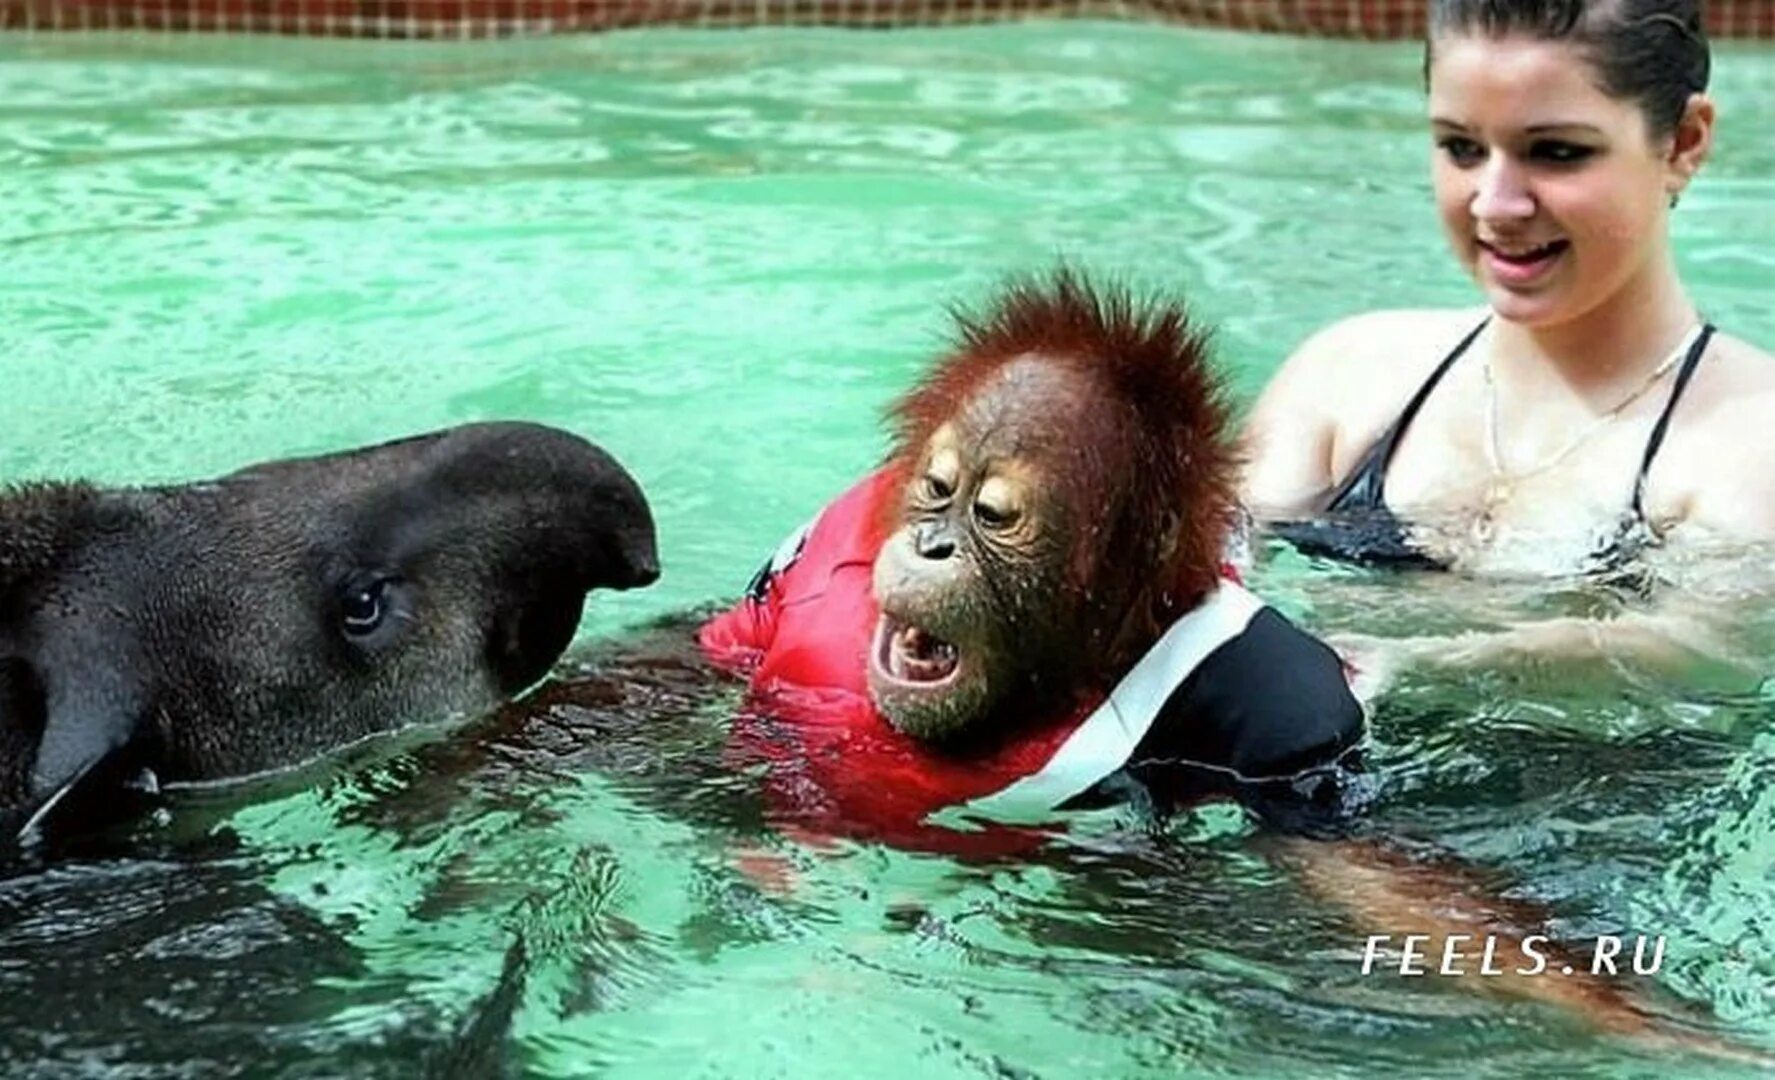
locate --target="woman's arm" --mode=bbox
[1674,374,1775,541]
[1240,310,1447,518]
[1240,330,1345,516]
[1344,605,1743,674]
[1328,577,1768,698]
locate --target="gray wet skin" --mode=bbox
[0,422,659,838]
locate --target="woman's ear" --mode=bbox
[1666,93,1715,205]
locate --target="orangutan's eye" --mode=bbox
[972,476,1021,531]
[973,500,1018,530]
[920,443,961,504]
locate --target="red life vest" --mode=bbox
[699,468,1259,854]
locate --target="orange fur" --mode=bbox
[881,268,1241,682]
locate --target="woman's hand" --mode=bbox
[1330,606,1753,684]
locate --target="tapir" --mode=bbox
[0,421,658,842]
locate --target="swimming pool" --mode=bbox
[1,22,1772,1077]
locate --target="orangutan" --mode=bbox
[699,269,1364,850]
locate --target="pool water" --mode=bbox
[1,22,1773,1077]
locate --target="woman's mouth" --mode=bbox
[1478,239,1570,286]
[871,612,961,687]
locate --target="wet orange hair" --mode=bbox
[881,268,1241,681]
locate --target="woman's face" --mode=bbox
[1427,34,1687,328]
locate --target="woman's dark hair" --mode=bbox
[1426,0,1711,138]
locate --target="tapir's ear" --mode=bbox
[10,659,145,844]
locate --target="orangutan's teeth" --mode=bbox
[885,622,958,684]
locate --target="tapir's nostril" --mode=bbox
[607,532,660,590]
[629,557,661,588]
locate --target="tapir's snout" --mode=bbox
[613,536,661,590]
[407,422,661,693]
[413,421,661,592]
[564,436,660,594]
[595,492,661,592]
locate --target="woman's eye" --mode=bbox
[922,475,952,501]
[1436,136,1484,166]
[1532,141,1595,165]
[341,582,387,637]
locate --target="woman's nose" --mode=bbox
[1471,157,1536,222]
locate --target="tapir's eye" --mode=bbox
[341,583,386,636]
[337,575,410,646]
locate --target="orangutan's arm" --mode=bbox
[1267,835,1654,1032]
[1265,835,1770,1065]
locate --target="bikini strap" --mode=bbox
[1630,323,1716,521]
[1326,316,1489,510]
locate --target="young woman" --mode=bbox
[1243,0,1773,582]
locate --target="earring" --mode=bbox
[1669,191,1682,209]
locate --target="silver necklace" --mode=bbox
[1473,322,1702,544]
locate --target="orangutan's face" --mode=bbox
[869,357,1108,743]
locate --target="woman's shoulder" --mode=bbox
[1241,308,1489,512]
[1706,330,1775,380]
[1680,331,1775,428]
[1279,307,1485,385]
[1657,331,1775,538]
[1258,307,1486,433]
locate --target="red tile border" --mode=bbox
[1,0,1769,38]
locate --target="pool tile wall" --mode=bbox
[3,0,1771,39]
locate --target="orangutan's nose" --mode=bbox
[914,522,956,561]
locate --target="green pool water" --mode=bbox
[1,22,1773,1078]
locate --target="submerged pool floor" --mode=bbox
[1,23,1773,1078]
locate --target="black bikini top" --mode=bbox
[1271,318,1718,570]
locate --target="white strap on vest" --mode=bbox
[954,582,1266,824]
[769,516,815,576]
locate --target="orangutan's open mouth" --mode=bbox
[871,612,960,687]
